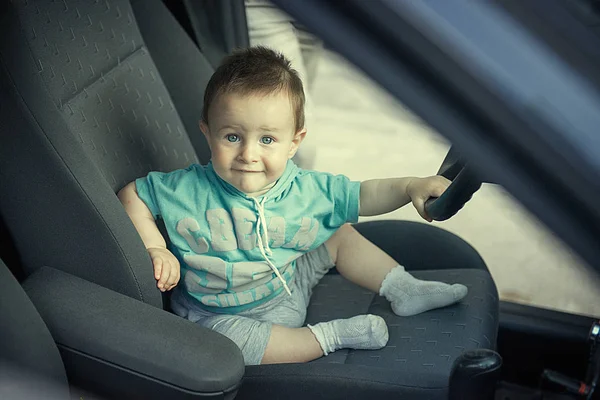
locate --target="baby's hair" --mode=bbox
[202,46,306,132]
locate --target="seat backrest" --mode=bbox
[129,0,216,163]
[0,0,216,307]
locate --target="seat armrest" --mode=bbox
[23,267,244,399]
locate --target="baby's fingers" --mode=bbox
[412,197,429,222]
[152,256,163,281]
[158,263,171,292]
[433,176,451,195]
[165,270,180,291]
[431,184,447,198]
[165,260,181,291]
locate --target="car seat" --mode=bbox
[0,0,499,398]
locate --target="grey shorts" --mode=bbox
[170,244,334,365]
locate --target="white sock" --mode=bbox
[380,265,468,316]
[307,315,389,356]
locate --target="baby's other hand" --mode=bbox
[147,247,180,292]
[406,176,451,222]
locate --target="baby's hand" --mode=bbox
[147,247,180,292]
[406,176,451,222]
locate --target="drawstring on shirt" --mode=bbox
[255,197,272,256]
[252,197,292,296]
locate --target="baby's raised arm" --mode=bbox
[359,176,450,221]
[359,178,415,217]
[118,182,180,292]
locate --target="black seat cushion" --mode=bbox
[240,269,497,400]
[308,269,498,373]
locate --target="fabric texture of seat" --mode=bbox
[11,0,199,191]
[239,269,497,399]
[131,0,216,164]
[0,0,499,399]
[308,270,497,371]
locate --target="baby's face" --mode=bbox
[201,92,305,197]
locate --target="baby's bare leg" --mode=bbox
[325,224,398,292]
[262,316,389,364]
[325,224,468,316]
[261,325,323,364]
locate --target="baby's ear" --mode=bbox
[199,120,210,139]
[289,128,307,159]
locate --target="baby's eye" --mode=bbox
[261,136,274,145]
[226,134,240,143]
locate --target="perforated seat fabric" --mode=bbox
[239,269,498,399]
[0,1,499,399]
[12,0,199,191]
[308,270,497,371]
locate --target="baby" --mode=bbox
[118,46,468,366]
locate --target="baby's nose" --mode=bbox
[239,143,259,162]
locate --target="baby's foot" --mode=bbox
[380,266,468,316]
[308,314,389,355]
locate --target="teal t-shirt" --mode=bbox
[135,160,360,313]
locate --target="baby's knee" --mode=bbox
[207,317,272,366]
[329,223,358,245]
[334,223,358,239]
[325,224,357,260]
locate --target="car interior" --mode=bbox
[0,0,599,399]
